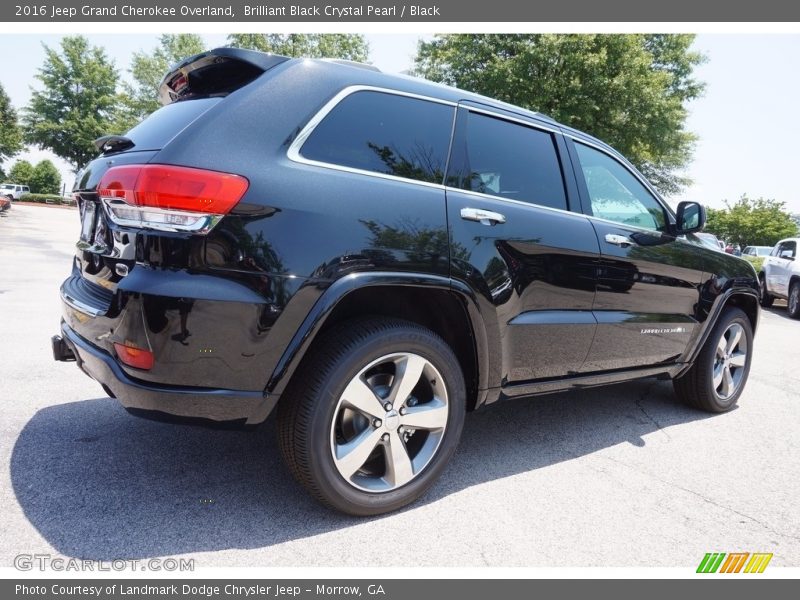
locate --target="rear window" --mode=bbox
[299,91,454,184]
[122,98,222,151]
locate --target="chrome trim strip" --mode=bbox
[101,199,223,234]
[462,104,561,134]
[287,85,456,190]
[285,83,670,236]
[61,289,105,317]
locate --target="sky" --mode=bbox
[2,33,800,213]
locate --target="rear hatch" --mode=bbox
[68,48,288,311]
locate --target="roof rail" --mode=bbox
[318,58,381,72]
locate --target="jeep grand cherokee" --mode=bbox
[52,47,760,515]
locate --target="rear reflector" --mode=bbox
[114,342,155,370]
[98,164,248,214]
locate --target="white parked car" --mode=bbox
[0,183,30,200]
[743,245,772,257]
[760,238,800,318]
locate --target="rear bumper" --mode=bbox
[58,322,276,426]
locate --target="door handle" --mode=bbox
[460,207,507,226]
[605,233,636,247]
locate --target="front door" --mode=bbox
[568,139,705,372]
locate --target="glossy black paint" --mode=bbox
[57,54,759,424]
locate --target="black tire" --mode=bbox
[788,280,800,319]
[759,275,774,308]
[674,307,753,413]
[277,317,466,516]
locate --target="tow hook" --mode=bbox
[51,335,75,362]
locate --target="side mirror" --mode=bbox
[676,201,706,234]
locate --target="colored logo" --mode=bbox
[697,552,773,573]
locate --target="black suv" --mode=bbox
[52,48,759,515]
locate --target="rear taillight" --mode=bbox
[97,165,248,234]
[114,342,154,370]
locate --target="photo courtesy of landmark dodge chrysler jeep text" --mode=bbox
[51,48,760,515]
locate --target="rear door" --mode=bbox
[567,138,705,372]
[446,104,599,385]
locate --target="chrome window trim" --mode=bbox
[287,85,456,190]
[286,83,667,231]
[462,104,561,135]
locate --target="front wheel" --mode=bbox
[674,307,753,413]
[759,276,774,308]
[277,318,466,516]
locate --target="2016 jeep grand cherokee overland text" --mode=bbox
[52,48,760,515]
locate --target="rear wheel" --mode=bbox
[788,281,800,319]
[759,275,774,308]
[277,317,465,516]
[674,307,753,413]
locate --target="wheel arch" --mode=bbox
[266,272,492,412]
[676,286,759,377]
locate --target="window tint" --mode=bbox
[575,142,666,231]
[300,91,454,184]
[448,111,567,210]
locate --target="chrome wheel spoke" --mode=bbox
[716,335,727,358]
[725,324,743,355]
[713,364,724,388]
[401,398,448,430]
[729,352,747,368]
[720,366,735,397]
[334,428,383,479]
[388,354,427,410]
[341,376,385,419]
[384,431,414,487]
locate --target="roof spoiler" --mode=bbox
[158,47,289,106]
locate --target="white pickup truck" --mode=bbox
[760,237,800,318]
[0,183,30,200]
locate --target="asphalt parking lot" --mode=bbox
[1,203,798,568]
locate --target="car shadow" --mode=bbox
[11,379,713,560]
[763,303,796,321]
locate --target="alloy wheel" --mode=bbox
[329,352,449,493]
[712,322,748,400]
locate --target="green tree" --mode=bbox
[0,82,23,169]
[23,36,120,171]
[415,34,705,195]
[7,159,34,184]
[705,196,798,247]
[227,34,369,62]
[29,159,61,194]
[118,34,205,130]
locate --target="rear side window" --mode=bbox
[299,91,454,184]
[447,111,568,210]
[122,97,222,151]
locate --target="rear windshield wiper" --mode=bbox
[94,135,135,154]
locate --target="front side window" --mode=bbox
[300,90,454,184]
[447,111,568,210]
[575,142,667,231]
[780,241,797,258]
